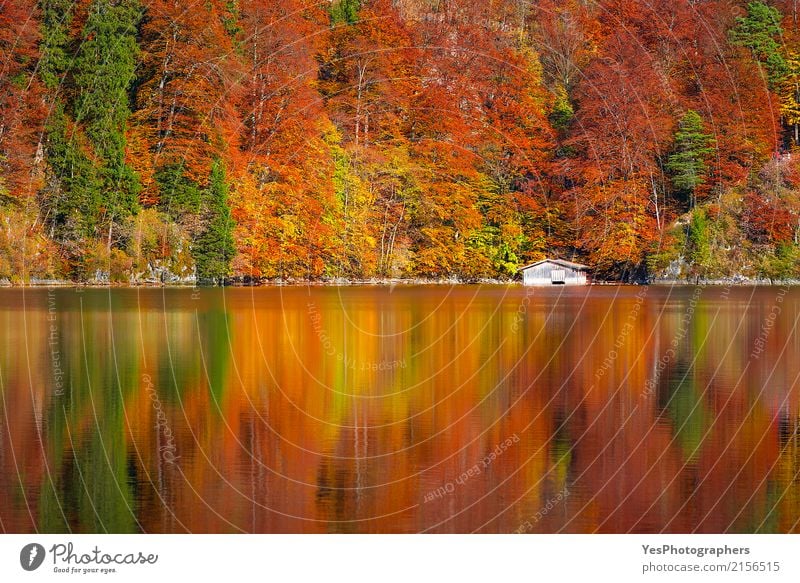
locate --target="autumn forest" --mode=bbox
[2,0,800,284]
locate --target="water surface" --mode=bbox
[0,285,798,533]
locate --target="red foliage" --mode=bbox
[743,192,794,244]
[0,0,46,199]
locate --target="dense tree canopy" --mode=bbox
[1,0,800,283]
[667,110,716,209]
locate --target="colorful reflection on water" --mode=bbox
[0,285,799,533]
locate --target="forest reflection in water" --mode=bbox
[0,285,798,533]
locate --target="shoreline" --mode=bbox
[2,277,800,289]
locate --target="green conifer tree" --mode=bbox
[194,160,235,285]
[155,164,202,219]
[38,0,74,90]
[729,1,788,89]
[71,0,143,243]
[688,208,712,280]
[666,110,715,209]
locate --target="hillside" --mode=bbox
[1,0,799,284]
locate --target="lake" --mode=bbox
[0,285,798,533]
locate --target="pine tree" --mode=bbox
[194,160,235,284]
[71,0,143,243]
[666,110,715,209]
[38,0,90,241]
[42,104,104,241]
[155,164,202,219]
[330,0,360,24]
[38,0,74,90]
[729,1,788,89]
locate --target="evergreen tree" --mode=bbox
[729,1,788,89]
[687,208,712,280]
[42,104,104,240]
[778,52,800,145]
[39,0,142,251]
[71,0,143,242]
[38,0,74,90]
[330,0,360,24]
[194,160,235,285]
[666,110,715,209]
[155,164,202,219]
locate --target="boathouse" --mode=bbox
[518,259,590,286]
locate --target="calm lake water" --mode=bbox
[0,285,799,533]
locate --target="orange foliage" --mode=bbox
[133,0,242,190]
[0,0,46,200]
[0,0,798,280]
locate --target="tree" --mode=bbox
[565,26,670,276]
[41,104,104,242]
[0,0,46,200]
[37,0,73,90]
[330,0,360,25]
[666,110,716,209]
[319,0,416,150]
[729,1,788,89]
[232,0,341,280]
[743,191,794,244]
[195,160,235,284]
[155,163,202,219]
[133,0,241,189]
[687,208,712,280]
[71,0,143,244]
[778,51,800,144]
